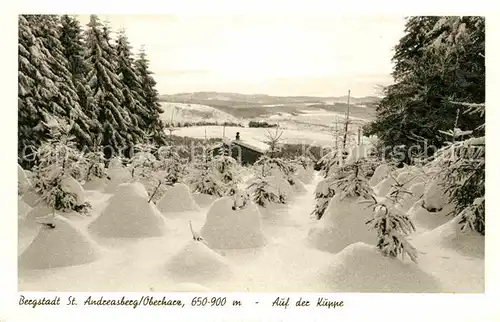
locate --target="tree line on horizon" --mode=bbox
[18,14,167,169]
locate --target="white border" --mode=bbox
[2,1,500,321]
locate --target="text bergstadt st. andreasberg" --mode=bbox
[19,295,184,309]
[19,295,344,309]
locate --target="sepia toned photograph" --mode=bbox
[17,14,485,293]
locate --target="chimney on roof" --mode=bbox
[235,132,240,140]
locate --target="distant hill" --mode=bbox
[158,91,380,120]
[159,91,381,106]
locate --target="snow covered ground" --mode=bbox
[173,126,337,147]
[18,173,484,293]
[160,102,240,125]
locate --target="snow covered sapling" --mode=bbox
[458,196,484,234]
[187,152,225,197]
[231,189,250,211]
[156,144,186,184]
[316,149,344,178]
[363,195,418,263]
[212,144,241,194]
[84,146,108,182]
[385,172,415,206]
[294,155,314,170]
[129,143,157,180]
[332,159,374,201]
[247,175,281,207]
[430,102,485,234]
[255,155,294,182]
[264,126,284,158]
[32,118,91,215]
[310,177,336,220]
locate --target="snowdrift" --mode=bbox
[374,177,396,197]
[20,204,54,229]
[163,240,231,282]
[88,183,167,238]
[60,176,86,205]
[18,215,102,270]
[408,200,453,230]
[369,164,390,187]
[268,176,294,202]
[320,242,441,292]
[397,182,426,212]
[200,197,266,249]
[423,176,451,211]
[289,177,307,194]
[192,193,218,208]
[21,190,43,208]
[156,183,200,214]
[18,197,32,219]
[416,216,484,258]
[105,164,132,193]
[308,195,377,253]
[83,177,108,191]
[18,164,31,194]
[296,166,315,184]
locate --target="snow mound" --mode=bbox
[18,215,102,270]
[407,200,453,230]
[268,176,294,201]
[416,216,484,258]
[308,195,377,253]
[21,204,53,229]
[296,167,314,184]
[201,197,266,249]
[83,178,108,191]
[60,176,86,205]
[289,177,307,194]
[105,166,132,193]
[164,240,231,282]
[423,177,450,211]
[397,182,427,212]
[18,198,32,219]
[21,190,42,208]
[369,164,390,187]
[18,164,31,194]
[88,183,167,238]
[374,177,396,197]
[156,183,200,214]
[396,171,413,186]
[114,182,149,199]
[410,182,426,198]
[192,193,218,208]
[321,242,441,292]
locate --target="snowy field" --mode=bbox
[160,101,366,137]
[172,126,338,147]
[18,172,484,293]
[160,102,240,125]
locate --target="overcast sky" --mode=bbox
[77,15,407,97]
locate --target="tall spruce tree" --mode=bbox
[18,15,93,168]
[134,46,166,145]
[364,16,485,162]
[59,15,102,145]
[18,15,53,163]
[30,15,94,147]
[84,14,138,157]
[115,29,150,134]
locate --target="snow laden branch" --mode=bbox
[363,196,418,263]
[31,118,91,215]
